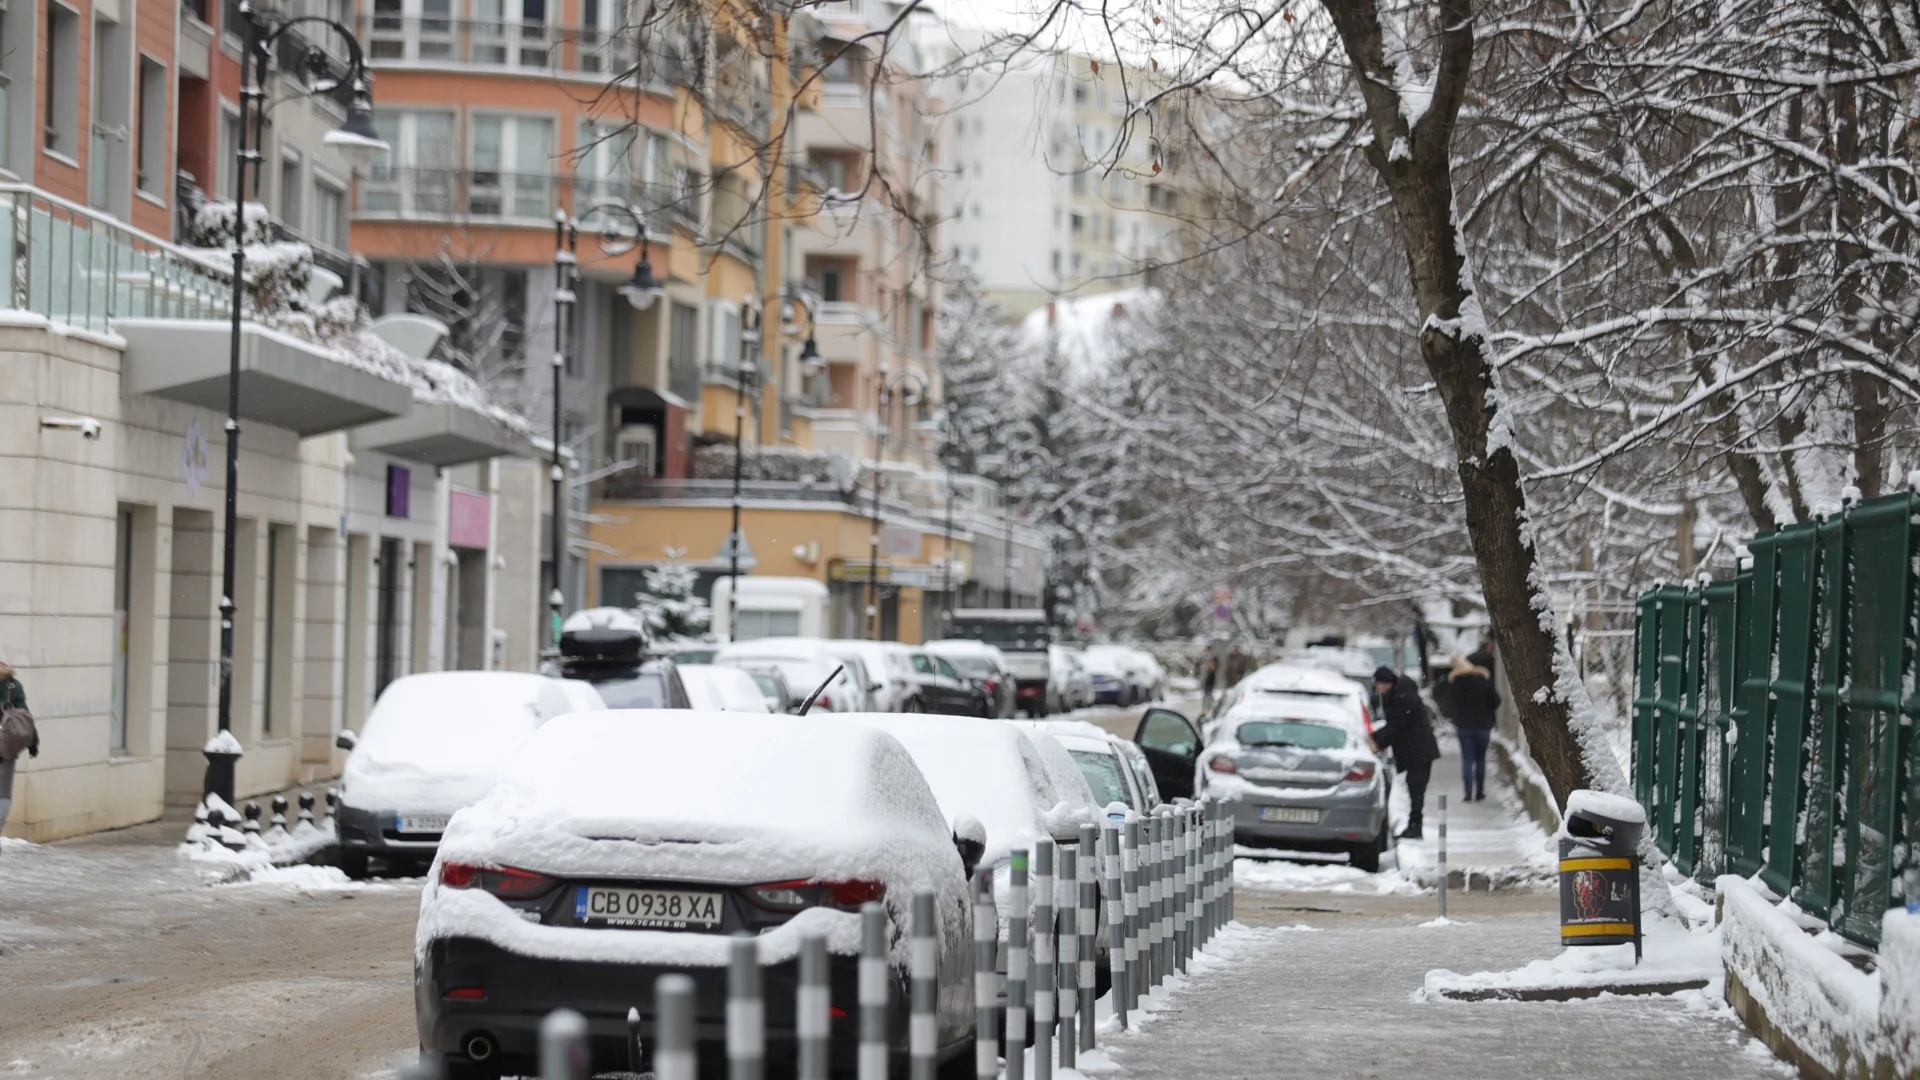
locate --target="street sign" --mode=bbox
[715,530,757,571]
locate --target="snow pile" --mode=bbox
[409,358,534,437]
[341,672,576,815]
[1422,912,1719,999]
[1234,851,1427,896]
[419,713,968,965]
[1560,789,1647,831]
[178,792,337,877]
[231,864,404,891]
[1718,875,1886,1076]
[1880,912,1920,1076]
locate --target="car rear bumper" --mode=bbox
[336,803,444,860]
[1220,788,1384,845]
[418,936,968,1073]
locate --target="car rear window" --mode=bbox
[592,673,668,709]
[947,656,992,677]
[1070,749,1131,807]
[1236,720,1347,751]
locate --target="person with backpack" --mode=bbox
[1371,665,1440,839]
[0,650,36,838]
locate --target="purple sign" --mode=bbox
[448,490,491,550]
[387,464,411,519]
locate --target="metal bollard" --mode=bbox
[655,975,696,1080]
[243,801,263,839]
[973,871,999,1080]
[628,1006,645,1075]
[322,787,338,831]
[1006,850,1030,1080]
[1438,793,1449,920]
[1154,811,1172,985]
[729,935,763,1080]
[297,791,316,828]
[1173,806,1189,971]
[1032,841,1055,1080]
[1104,823,1128,1029]
[1056,845,1077,1069]
[1226,803,1237,926]
[1195,801,1211,947]
[269,795,289,836]
[1077,824,1097,1053]
[860,902,890,1080]
[1122,819,1142,1010]
[1186,803,1201,962]
[1210,801,1226,943]
[539,1008,590,1080]
[798,933,830,1080]
[1143,814,1160,990]
[909,890,939,1080]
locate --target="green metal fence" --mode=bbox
[1633,489,1920,948]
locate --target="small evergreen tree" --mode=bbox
[634,562,712,641]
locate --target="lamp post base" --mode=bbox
[202,748,241,810]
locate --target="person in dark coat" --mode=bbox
[1371,665,1440,838]
[1448,652,1501,802]
[0,651,35,839]
[1198,651,1220,708]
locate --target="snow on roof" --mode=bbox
[1244,663,1361,695]
[1561,789,1647,829]
[341,672,575,814]
[563,607,647,635]
[1014,288,1159,381]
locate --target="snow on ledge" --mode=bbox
[1718,875,1883,1076]
[203,729,243,755]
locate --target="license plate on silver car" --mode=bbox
[395,814,449,833]
[574,886,723,929]
[1258,807,1320,824]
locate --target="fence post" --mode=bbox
[1157,809,1174,982]
[798,932,830,1080]
[974,870,999,1080]
[655,975,696,1080]
[909,890,938,1080]
[628,1007,645,1075]
[538,1009,589,1080]
[1122,819,1142,1013]
[1438,794,1448,921]
[1056,844,1078,1069]
[1196,799,1212,946]
[1184,803,1199,966]
[1032,839,1055,1080]
[1173,805,1190,972]
[1104,822,1127,1030]
[860,902,889,1080]
[728,936,763,1080]
[1006,850,1030,1080]
[1077,824,1097,1052]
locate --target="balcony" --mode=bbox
[355,168,695,232]
[350,400,534,465]
[359,15,685,83]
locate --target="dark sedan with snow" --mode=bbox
[1199,703,1392,871]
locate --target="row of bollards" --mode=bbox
[187,789,336,854]
[413,798,1239,1080]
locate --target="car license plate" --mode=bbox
[1258,807,1320,824]
[395,814,449,833]
[574,886,723,929]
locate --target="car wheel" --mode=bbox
[338,850,370,879]
[905,696,923,713]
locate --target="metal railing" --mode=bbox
[598,476,861,504]
[356,168,695,230]
[359,14,687,80]
[1634,487,1920,948]
[0,183,233,335]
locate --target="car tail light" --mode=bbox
[815,694,832,710]
[746,878,884,912]
[824,880,886,910]
[445,986,487,1001]
[439,861,557,899]
[1207,756,1238,774]
[1361,703,1374,732]
[1344,761,1377,782]
[984,679,998,694]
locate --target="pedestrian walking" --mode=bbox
[1370,665,1439,839]
[1223,646,1247,689]
[0,650,37,839]
[1447,652,1500,802]
[1198,651,1220,709]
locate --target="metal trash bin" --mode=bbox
[1559,793,1645,961]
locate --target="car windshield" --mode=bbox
[1070,749,1131,807]
[591,672,668,709]
[911,654,934,674]
[947,656,993,677]
[674,648,717,665]
[749,671,782,700]
[1236,720,1348,750]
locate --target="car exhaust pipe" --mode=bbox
[463,1032,497,1063]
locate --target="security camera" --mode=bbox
[42,416,103,440]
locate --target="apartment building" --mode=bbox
[0,0,543,843]
[929,38,1194,319]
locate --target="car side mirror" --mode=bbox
[335,729,358,751]
[869,682,884,694]
[952,812,987,877]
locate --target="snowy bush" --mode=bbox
[632,562,712,641]
[690,443,862,493]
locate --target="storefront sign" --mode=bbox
[448,489,492,550]
[880,524,920,559]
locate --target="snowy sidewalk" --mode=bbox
[1085,914,1787,1080]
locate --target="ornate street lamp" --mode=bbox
[207,4,385,810]
[724,289,818,642]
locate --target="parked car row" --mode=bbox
[329,670,1212,1076]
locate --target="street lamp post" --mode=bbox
[206,4,385,809]
[546,201,666,657]
[866,366,927,640]
[723,291,819,643]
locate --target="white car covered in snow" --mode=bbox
[1215,662,1376,741]
[1015,719,1163,817]
[714,637,867,712]
[333,671,598,878]
[415,711,979,1076]
[676,664,775,712]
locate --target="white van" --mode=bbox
[707,576,829,641]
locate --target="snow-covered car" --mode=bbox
[677,664,775,712]
[824,640,916,712]
[1009,722,1106,821]
[1079,646,1134,706]
[737,664,800,714]
[1049,646,1095,712]
[1286,645,1385,688]
[905,649,991,715]
[333,672,598,878]
[552,608,692,709]
[416,712,978,1075]
[1198,700,1392,871]
[1017,719,1160,816]
[714,638,865,712]
[924,640,1017,717]
[654,641,718,666]
[1215,663,1376,740]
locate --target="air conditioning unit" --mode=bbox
[615,424,658,477]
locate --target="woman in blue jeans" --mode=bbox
[1447,652,1500,801]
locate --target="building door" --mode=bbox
[375,537,402,694]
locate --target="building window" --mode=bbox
[1070,212,1084,234]
[110,507,133,753]
[668,300,700,402]
[136,57,166,194]
[313,178,345,248]
[470,113,553,218]
[365,109,456,214]
[279,149,303,232]
[818,266,843,303]
[218,107,243,199]
[43,1,79,156]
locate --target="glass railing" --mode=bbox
[0,183,233,336]
[359,167,699,231]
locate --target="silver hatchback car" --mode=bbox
[1199,701,1391,871]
